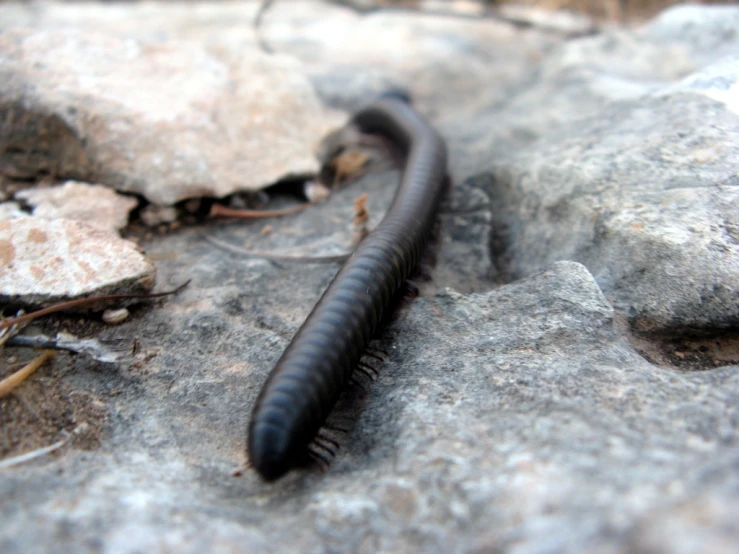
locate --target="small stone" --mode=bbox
[303,181,331,203]
[139,205,178,227]
[102,308,130,325]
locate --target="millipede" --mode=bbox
[247,92,448,481]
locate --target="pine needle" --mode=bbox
[0,350,56,398]
[0,281,190,332]
[0,436,69,470]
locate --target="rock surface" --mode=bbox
[16,181,138,232]
[451,4,739,335]
[1,259,737,553]
[484,88,739,335]
[0,2,738,554]
[0,24,343,205]
[0,216,155,306]
[0,202,24,222]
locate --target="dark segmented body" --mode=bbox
[248,95,448,481]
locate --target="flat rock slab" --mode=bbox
[0,0,563,115]
[0,27,343,205]
[1,261,736,553]
[16,181,138,232]
[0,216,155,306]
[481,59,739,335]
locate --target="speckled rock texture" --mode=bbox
[438,3,739,337]
[0,216,155,305]
[16,181,137,232]
[0,2,737,554]
[484,88,739,335]
[0,24,343,204]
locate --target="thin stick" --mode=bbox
[0,350,55,398]
[209,203,313,219]
[201,233,349,264]
[0,310,25,347]
[0,436,69,470]
[0,281,190,332]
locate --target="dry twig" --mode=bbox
[0,281,190,332]
[209,203,314,219]
[352,193,370,244]
[0,350,55,398]
[0,436,69,470]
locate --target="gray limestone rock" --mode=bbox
[478,56,739,335]
[642,3,739,63]
[1,260,736,553]
[440,3,739,179]
[0,27,344,205]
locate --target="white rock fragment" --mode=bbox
[0,216,155,305]
[16,181,138,232]
[0,202,26,222]
[0,29,346,206]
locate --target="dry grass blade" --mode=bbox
[0,436,69,470]
[0,310,26,347]
[352,193,370,244]
[0,350,55,398]
[209,203,314,219]
[0,281,190,332]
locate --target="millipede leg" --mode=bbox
[312,441,336,458]
[403,280,420,298]
[358,361,379,379]
[348,376,369,393]
[316,434,340,451]
[365,348,387,362]
[324,423,350,433]
[307,448,332,472]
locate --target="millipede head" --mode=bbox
[248,420,297,482]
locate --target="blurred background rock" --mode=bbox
[334,0,736,21]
